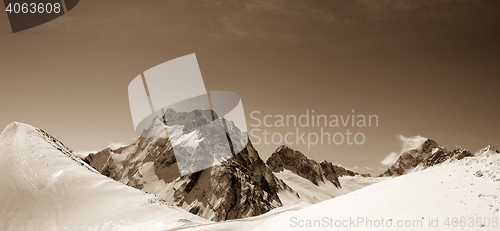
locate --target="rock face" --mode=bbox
[266,145,336,186]
[84,148,112,172]
[266,145,363,188]
[381,139,473,177]
[426,146,472,166]
[85,109,292,221]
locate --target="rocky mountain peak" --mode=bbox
[420,139,439,153]
[162,108,215,133]
[381,139,473,177]
[84,110,291,222]
[266,145,342,187]
[451,146,473,159]
[275,144,291,152]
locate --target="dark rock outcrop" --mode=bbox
[266,145,367,188]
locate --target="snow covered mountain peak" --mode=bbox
[475,145,500,157]
[0,122,208,230]
[1,121,98,174]
[2,121,35,135]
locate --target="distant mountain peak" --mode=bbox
[474,145,499,157]
[266,145,363,187]
[381,139,474,177]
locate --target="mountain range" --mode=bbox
[1,120,498,230]
[84,111,500,222]
[381,138,498,177]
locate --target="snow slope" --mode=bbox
[276,170,388,205]
[177,153,500,231]
[0,122,208,231]
[253,154,500,230]
[160,202,311,231]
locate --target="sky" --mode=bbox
[1,0,499,175]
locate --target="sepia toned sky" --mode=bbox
[1,0,499,175]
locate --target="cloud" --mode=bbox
[73,150,97,159]
[73,142,127,159]
[108,142,127,150]
[381,152,399,166]
[364,166,374,170]
[398,135,428,153]
[381,135,428,166]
